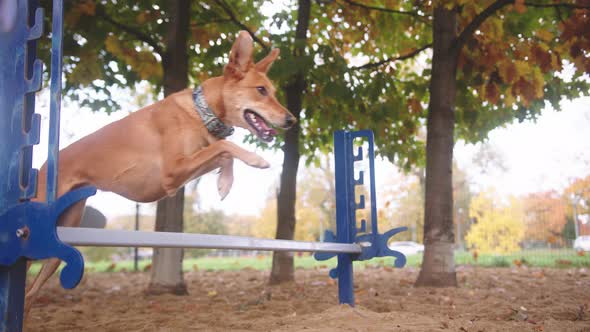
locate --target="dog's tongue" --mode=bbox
[256,115,277,136]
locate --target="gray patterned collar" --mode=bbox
[193,86,234,139]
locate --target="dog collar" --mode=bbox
[193,86,234,139]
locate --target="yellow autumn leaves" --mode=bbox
[70,36,163,86]
[64,0,96,27]
[66,1,163,85]
[105,35,163,81]
[453,0,586,110]
[466,189,526,254]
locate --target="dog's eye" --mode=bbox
[256,86,268,96]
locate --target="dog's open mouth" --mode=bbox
[244,109,277,143]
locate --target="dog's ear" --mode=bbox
[255,48,280,74]
[225,31,253,79]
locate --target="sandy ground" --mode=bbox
[26,265,590,332]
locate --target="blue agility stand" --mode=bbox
[0,2,406,330]
[0,1,95,331]
[0,1,44,330]
[315,130,407,305]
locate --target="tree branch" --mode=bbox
[525,2,590,9]
[340,0,428,20]
[453,0,513,53]
[454,1,590,53]
[95,7,165,56]
[352,43,432,70]
[211,0,270,51]
[191,18,233,27]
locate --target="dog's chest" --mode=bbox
[178,120,212,156]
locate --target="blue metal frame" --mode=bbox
[0,2,95,331]
[47,0,65,203]
[315,130,407,306]
[0,1,43,330]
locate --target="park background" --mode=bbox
[21,0,590,330]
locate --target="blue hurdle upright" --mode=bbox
[0,2,407,331]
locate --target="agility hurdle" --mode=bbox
[0,2,406,331]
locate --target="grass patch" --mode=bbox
[28,249,589,275]
[454,249,590,268]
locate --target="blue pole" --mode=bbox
[0,261,27,332]
[47,0,64,203]
[333,131,355,305]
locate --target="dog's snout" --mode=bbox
[284,114,296,128]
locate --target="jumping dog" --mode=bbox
[25,30,295,314]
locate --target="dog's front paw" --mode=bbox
[257,159,271,169]
[217,172,233,200]
[245,154,270,169]
[165,188,179,197]
[162,176,180,197]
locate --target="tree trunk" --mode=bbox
[269,0,311,285]
[146,0,190,295]
[415,5,459,287]
[148,190,188,295]
[270,107,300,284]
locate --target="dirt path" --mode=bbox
[26,266,590,331]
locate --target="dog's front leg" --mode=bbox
[217,155,234,200]
[162,140,269,196]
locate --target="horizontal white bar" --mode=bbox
[57,227,362,254]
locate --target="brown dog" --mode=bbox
[25,31,295,313]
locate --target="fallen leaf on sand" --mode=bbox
[507,307,528,321]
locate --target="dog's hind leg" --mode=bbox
[24,199,87,315]
[24,258,61,315]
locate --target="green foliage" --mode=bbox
[38,0,268,112]
[237,1,433,169]
[490,256,511,267]
[453,2,590,142]
[295,0,590,170]
[35,1,590,173]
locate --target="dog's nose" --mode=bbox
[284,114,296,128]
